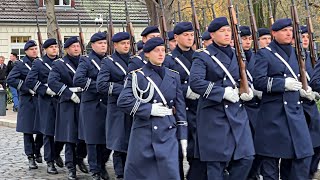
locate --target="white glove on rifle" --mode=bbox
[180,139,188,158]
[299,86,315,101]
[313,91,320,101]
[186,86,200,100]
[285,77,302,91]
[29,89,36,95]
[70,93,80,104]
[150,103,172,117]
[223,87,239,103]
[46,87,56,96]
[240,88,254,101]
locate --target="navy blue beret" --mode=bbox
[90,32,106,43]
[173,22,194,35]
[143,37,164,53]
[24,40,37,51]
[208,17,230,32]
[141,26,160,36]
[240,26,252,37]
[112,32,130,43]
[168,31,175,41]
[137,40,144,51]
[300,25,308,34]
[272,18,292,31]
[42,38,57,49]
[258,28,271,37]
[202,31,211,40]
[64,36,80,48]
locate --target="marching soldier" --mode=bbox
[163,22,204,180]
[48,37,88,180]
[128,26,160,72]
[257,28,272,48]
[25,38,63,174]
[201,31,212,48]
[189,17,255,180]
[7,40,43,170]
[117,37,188,180]
[253,19,314,179]
[73,33,111,180]
[168,30,177,52]
[96,32,132,180]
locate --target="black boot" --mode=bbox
[35,153,43,163]
[68,169,77,180]
[76,158,88,173]
[47,161,58,174]
[27,156,38,169]
[101,168,110,180]
[92,173,101,180]
[54,156,64,168]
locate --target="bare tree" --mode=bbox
[45,0,57,38]
[145,0,174,30]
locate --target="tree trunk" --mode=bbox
[253,0,266,28]
[145,0,174,30]
[45,0,57,38]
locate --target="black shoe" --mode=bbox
[47,162,58,174]
[101,169,110,180]
[116,175,124,180]
[92,173,101,180]
[55,156,64,168]
[35,154,42,163]
[28,156,38,169]
[76,159,88,173]
[68,170,77,180]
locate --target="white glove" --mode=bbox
[186,86,200,100]
[180,139,188,158]
[300,86,315,101]
[240,88,254,101]
[70,93,80,104]
[253,88,263,99]
[285,77,302,91]
[223,87,239,103]
[150,103,172,117]
[46,87,56,96]
[29,89,36,95]
[313,91,320,101]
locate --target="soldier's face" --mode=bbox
[169,39,177,51]
[145,46,166,66]
[212,26,232,47]
[45,45,58,57]
[0,58,4,64]
[66,42,81,57]
[203,40,212,48]
[302,33,309,49]
[273,27,293,44]
[91,40,107,55]
[258,35,272,48]
[114,40,131,54]
[142,33,161,43]
[241,36,252,50]
[25,46,38,58]
[175,31,195,48]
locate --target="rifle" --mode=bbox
[36,15,44,57]
[201,0,207,29]
[190,0,202,49]
[78,14,87,55]
[247,0,259,52]
[268,0,274,27]
[227,0,250,94]
[291,0,308,90]
[55,17,64,58]
[211,3,216,19]
[107,4,114,55]
[177,0,182,22]
[124,0,138,55]
[158,0,170,52]
[305,0,317,67]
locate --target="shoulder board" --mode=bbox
[130,54,138,59]
[167,53,173,56]
[129,68,142,74]
[56,58,64,62]
[195,48,206,52]
[168,68,179,74]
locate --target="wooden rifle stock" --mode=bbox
[124,0,138,55]
[305,0,317,67]
[78,14,86,55]
[36,15,44,57]
[247,0,259,52]
[159,0,170,53]
[190,0,202,49]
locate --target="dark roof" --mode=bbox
[0,0,149,25]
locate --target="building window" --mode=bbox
[11,36,31,59]
[11,36,30,43]
[43,0,71,6]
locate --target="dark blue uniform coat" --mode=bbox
[117,65,188,180]
[128,52,146,72]
[73,52,107,144]
[25,55,58,136]
[7,56,40,134]
[189,45,255,162]
[253,41,313,158]
[97,53,132,152]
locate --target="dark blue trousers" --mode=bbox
[43,135,64,162]
[310,146,320,178]
[247,155,262,179]
[186,158,207,180]
[23,133,43,157]
[64,140,87,170]
[113,151,127,177]
[87,144,112,174]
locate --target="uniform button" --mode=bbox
[239,104,242,107]
[297,101,301,105]
[100,99,102,102]
[169,126,172,129]
[153,126,158,130]
[225,105,228,108]
[301,101,304,104]
[186,107,189,111]
[153,100,157,103]
[284,101,287,105]
[184,81,188,84]
[255,103,258,105]
[298,74,300,77]
[224,77,227,81]
[170,100,173,103]
[284,74,287,77]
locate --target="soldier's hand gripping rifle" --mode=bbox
[228,0,250,94]
[158,0,170,53]
[108,4,115,55]
[247,0,259,52]
[305,0,317,67]
[124,0,138,55]
[78,14,87,55]
[36,15,44,57]
[190,0,202,49]
[291,0,308,90]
